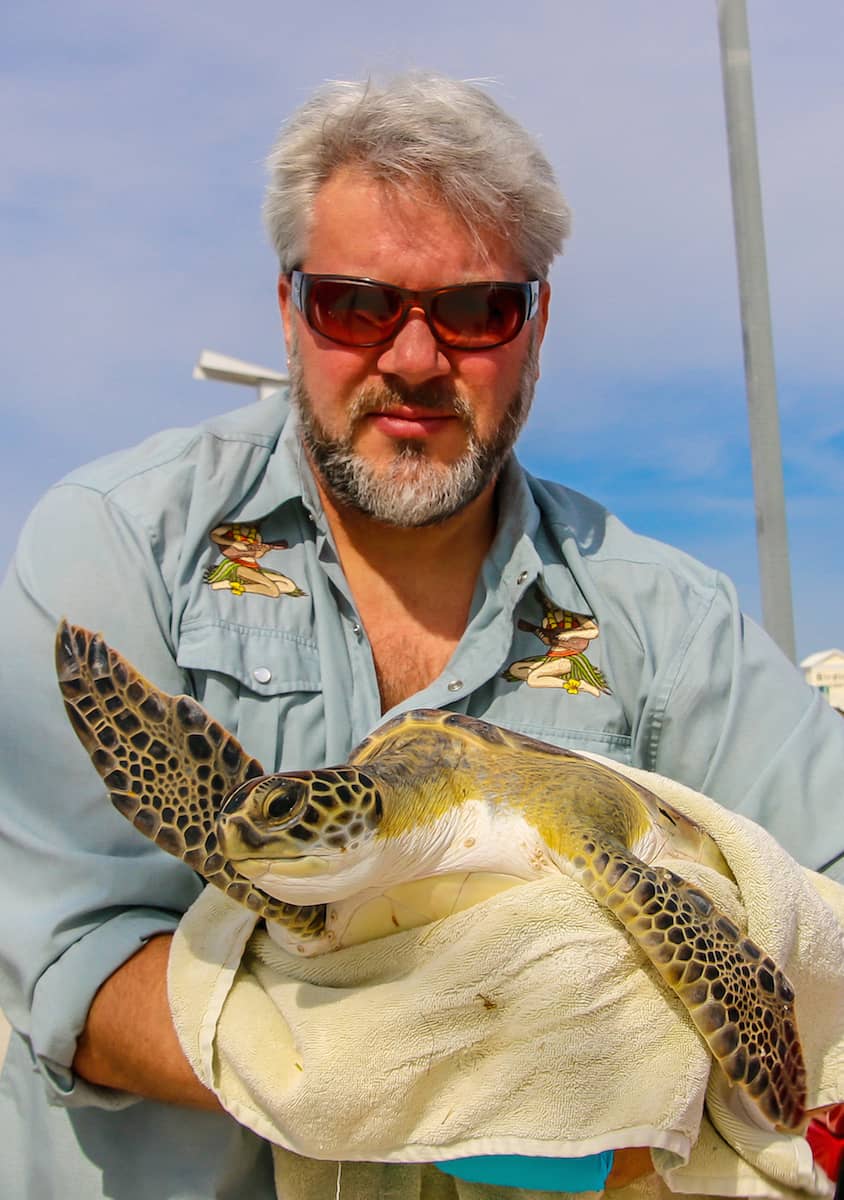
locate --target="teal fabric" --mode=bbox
[435,1152,614,1190]
[1,390,842,1198]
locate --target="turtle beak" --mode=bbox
[235,854,331,883]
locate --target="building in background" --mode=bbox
[801,650,844,713]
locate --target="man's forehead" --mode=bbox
[305,164,523,279]
[312,165,458,234]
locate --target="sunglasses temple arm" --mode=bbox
[290,270,305,314]
[527,281,541,320]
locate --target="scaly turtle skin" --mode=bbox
[55,620,806,1130]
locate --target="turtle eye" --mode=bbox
[263,779,308,824]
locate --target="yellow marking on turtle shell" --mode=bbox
[352,710,655,857]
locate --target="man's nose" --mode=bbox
[375,310,451,385]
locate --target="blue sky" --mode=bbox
[2,2,842,660]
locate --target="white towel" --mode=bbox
[168,755,844,1199]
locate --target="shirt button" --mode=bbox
[447,679,463,692]
[253,667,272,684]
[516,570,529,585]
[352,623,362,637]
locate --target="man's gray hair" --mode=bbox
[264,73,571,279]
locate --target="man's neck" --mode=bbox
[314,475,499,710]
[317,478,496,593]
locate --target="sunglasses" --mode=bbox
[289,271,540,350]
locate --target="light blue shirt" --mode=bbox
[1,391,841,1198]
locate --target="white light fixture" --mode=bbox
[193,350,287,402]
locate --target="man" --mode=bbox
[0,72,842,1199]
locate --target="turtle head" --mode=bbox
[217,766,385,901]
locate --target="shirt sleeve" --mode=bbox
[0,482,203,1107]
[640,571,844,884]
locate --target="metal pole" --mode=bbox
[716,0,796,661]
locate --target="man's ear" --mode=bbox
[533,281,551,380]
[277,275,293,350]
[537,281,551,343]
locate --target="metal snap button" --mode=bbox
[253,667,272,684]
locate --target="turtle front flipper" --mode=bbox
[55,620,327,948]
[572,836,806,1131]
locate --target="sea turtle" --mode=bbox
[55,619,806,1130]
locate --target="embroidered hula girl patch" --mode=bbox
[504,590,611,697]
[203,524,306,598]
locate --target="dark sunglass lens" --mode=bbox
[432,284,526,348]
[307,280,403,345]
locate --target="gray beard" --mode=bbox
[287,344,538,528]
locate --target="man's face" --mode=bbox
[278,166,549,527]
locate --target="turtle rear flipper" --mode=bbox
[573,837,806,1131]
[55,620,326,946]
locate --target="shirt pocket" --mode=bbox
[469,687,633,766]
[176,619,325,770]
[504,718,633,764]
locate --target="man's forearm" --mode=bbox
[73,932,222,1111]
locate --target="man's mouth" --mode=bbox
[364,406,458,439]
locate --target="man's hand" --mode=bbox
[606,1147,654,1189]
[73,933,221,1111]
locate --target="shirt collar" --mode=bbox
[229,391,319,525]
[483,459,601,622]
[480,456,544,597]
